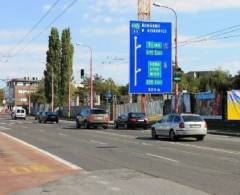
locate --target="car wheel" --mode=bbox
[56,120,59,124]
[143,125,148,130]
[114,122,118,129]
[38,120,41,123]
[76,121,80,129]
[151,128,158,139]
[196,135,205,141]
[169,130,176,141]
[103,125,108,129]
[84,121,89,129]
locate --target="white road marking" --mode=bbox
[0,126,11,130]
[59,133,66,136]
[90,140,107,145]
[89,175,99,179]
[1,132,82,170]
[146,153,179,163]
[109,187,121,191]
[169,142,240,155]
[141,142,152,146]
[97,180,110,185]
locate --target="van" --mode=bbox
[11,108,26,120]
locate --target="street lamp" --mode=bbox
[76,43,93,109]
[153,2,179,113]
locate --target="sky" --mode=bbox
[0,0,240,87]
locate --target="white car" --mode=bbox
[11,108,26,120]
[151,113,207,141]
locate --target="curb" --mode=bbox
[208,131,240,137]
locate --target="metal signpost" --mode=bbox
[129,21,172,94]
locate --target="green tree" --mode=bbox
[44,27,61,106]
[59,28,74,106]
[31,79,46,104]
[198,70,231,92]
[232,71,240,89]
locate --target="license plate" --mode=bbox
[138,119,144,122]
[96,117,103,120]
[190,124,201,128]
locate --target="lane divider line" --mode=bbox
[0,132,82,170]
[90,140,108,145]
[146,153,179,163]
[0,126,11,130]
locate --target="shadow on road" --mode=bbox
[136,136,197,142]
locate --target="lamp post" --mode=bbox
[76,43,93,109]
[153,2,179,113]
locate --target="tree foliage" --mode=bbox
[31,79,46,104]
[44,27,61,105]
[59,28,74,106]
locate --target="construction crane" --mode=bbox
[138,0,152,21]
[137,0,152,113]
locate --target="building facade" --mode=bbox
[6,77,39,111]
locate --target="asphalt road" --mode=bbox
[1,116,240,195]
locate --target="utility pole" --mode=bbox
[51,67,54,112]
[28,83,31,114]
[138,0,152,113]
[68,73,71,117]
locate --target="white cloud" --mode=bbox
[219,60,240,76]
[0,44,47,56]
[155,0,240,13]
[79,24,128,36]
[42,4,52,12]
[0,29,28,41]
[91,0,240,14]
[92,0,136,13]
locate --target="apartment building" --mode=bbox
[6,77,39,110]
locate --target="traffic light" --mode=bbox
[173,67,182,82]
[80,69,84,79]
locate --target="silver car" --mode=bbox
[151,113,207,141]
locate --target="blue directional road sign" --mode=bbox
[129,21,172,94]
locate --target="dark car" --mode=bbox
[38,111,59,123]
[114,112,149,129]
[76,108,109,129]
[35,111,42,120]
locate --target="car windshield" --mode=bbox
[47,112,56,115]
[182,115,203,122]
[91,109,106,114]
[129,113,145,118]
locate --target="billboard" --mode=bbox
[227,90,240,120]
[129,21,172,94]
[194,92,222,119]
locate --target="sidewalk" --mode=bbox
[0,132,82,194]
[208,129,240,137]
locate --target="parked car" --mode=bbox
[151,113,207,141]
[114,112,149,130]
[35,111,42,120]
[76,108,109,129]
[38,111,59,123]
[11,107,26,120]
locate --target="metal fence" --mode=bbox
[116,100,163,117]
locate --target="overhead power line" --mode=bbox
[179,24,240,47]
[4,0,61,58]
[12,0,78,57]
